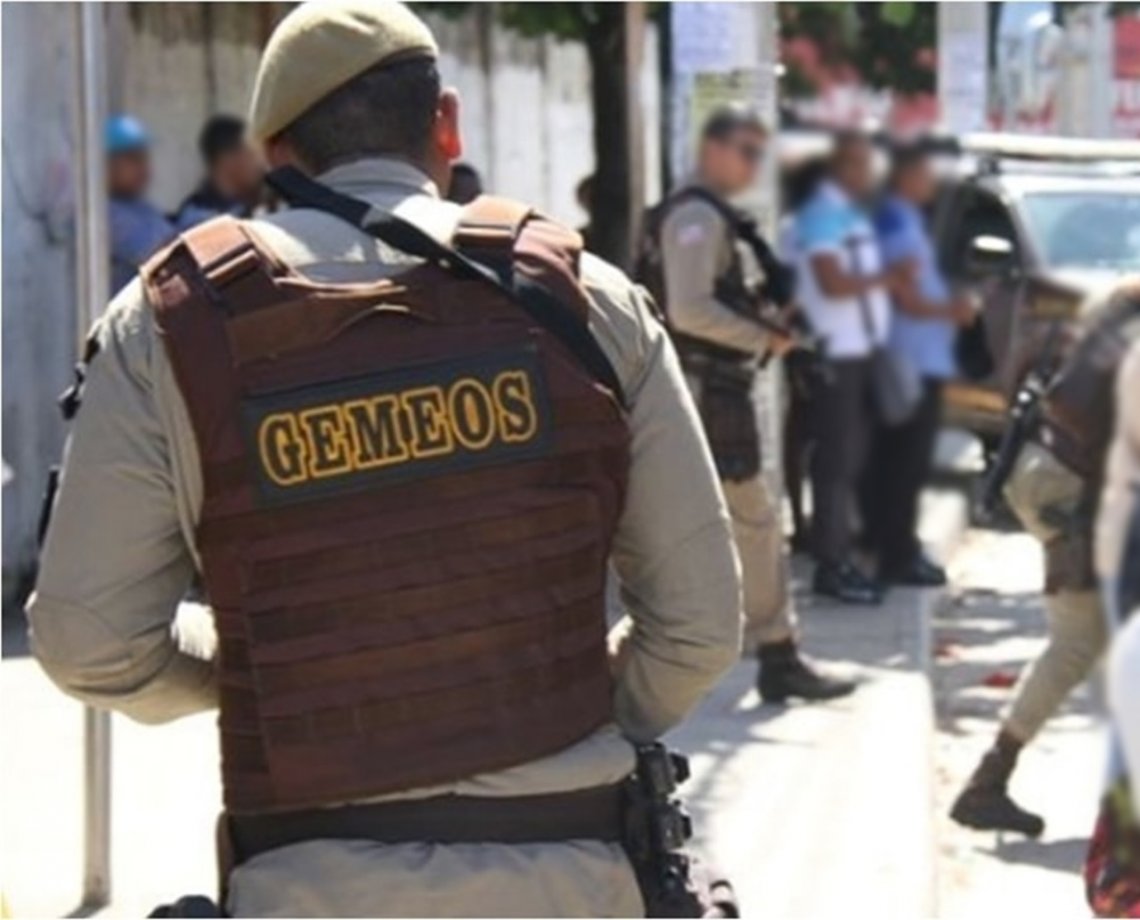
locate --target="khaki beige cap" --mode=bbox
[249,0,438,142]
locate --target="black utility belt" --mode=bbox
[226,783,625,866]
[678,353,756,390]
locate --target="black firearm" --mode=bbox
[622,744,703,917]
[978,322,1064,518]
[714,276,821,357]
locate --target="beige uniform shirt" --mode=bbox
[28,158,742,917]
[1096,338,1140,581]
[659,183,772,358]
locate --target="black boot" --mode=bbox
[813,560,883,605]
[881,552,947,587]
[757,639,856,704]
[950,731,1045,838]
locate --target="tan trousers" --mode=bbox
[1003,444,1109,742]
[721,474,795,649]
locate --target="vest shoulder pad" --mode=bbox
[454,195,589,323]
[141,215,284,321]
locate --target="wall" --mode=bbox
[106,3,282,210]
[1,2,662,603]
[1,3,81,601]
[429,9,662,229]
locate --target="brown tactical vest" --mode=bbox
[635,188,761,482]
[141,197,630,814]
[1041,283,1140,481]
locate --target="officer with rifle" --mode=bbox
[952,278,1140,837]
[28,2,744,914]
[637,105,854,704]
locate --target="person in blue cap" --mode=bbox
[106,114,175,294]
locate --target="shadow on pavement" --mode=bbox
[988,835,1090,873]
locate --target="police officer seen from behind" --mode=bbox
[649,106,854,703]
[792,131,904,604]
[951,279,1140,838]
[28,2,741,915]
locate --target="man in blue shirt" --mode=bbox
[106,114,175,294]
[861,141,974,585]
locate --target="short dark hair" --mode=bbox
[701,104,767,143]
[198,115,246,167]
[281,56,441,173]
[888,138,933,186]
[831,129,872,167]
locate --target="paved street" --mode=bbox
[0,489,1105,918]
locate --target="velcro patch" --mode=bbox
[242,346,552,505]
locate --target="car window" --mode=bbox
[1021,192,1140,270]
[942,188,1019,278]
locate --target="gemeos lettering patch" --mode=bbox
[241,347,552,505]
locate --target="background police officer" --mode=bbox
[951,279,1140,838]
[654,107,854,704]
[27,2,742,915]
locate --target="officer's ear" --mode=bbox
[434,89,462,162]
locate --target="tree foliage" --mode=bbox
[416,2,650,267]
[780,2,936,98]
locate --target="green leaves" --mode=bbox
[880,2,916,28]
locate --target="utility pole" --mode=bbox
[624,2,648,259]
[937,2,988,135]
[71,2,112,911]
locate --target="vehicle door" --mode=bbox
[937,182,1025,436]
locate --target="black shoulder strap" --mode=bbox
[265,167,625,408]
[677,186,778,261]
[672,186,793,307]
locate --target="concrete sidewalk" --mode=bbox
[667,489,966,918]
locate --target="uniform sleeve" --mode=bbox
[27,283,216,724]
[660,200,772,356]
[582,259,742,740]
[1096,341,1140,580]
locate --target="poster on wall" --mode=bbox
[669,2,777,217]
[938,2,988,134]
[1113,13,1140,136]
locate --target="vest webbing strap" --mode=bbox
[264,166,626,407]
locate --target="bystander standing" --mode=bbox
[791,131,902,604]
[859,141,974,586]
[106,114,175,295]
[174,114,265,228]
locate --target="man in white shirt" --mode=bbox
[792,132,901,603]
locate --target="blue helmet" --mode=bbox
[105,114,151,154]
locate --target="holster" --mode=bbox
[1040,486,1098,594]
[1043,529,1097,593]
[622,744,739,918]
[682,351,760,483]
